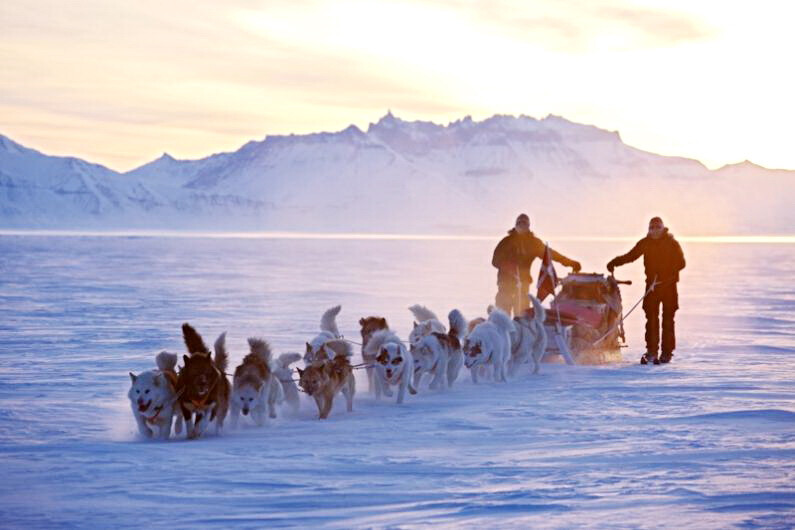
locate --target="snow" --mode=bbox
[0,234,793,528]
[2,113,794,235]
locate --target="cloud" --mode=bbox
[413,0,714,52]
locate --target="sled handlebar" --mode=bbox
[609,274,632,285]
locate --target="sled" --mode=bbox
[543,273,628,365]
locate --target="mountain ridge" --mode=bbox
[1,113,792,235]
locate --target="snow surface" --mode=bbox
[0,235,794,528]
[2,112,794,235]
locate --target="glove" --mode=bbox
[571,261,582,273]
[606,259,617,273]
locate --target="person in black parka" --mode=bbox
[492,213,581,317]
[607,217,686,364]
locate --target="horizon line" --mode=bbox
[1,229,794,244]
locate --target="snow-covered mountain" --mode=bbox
[1,113,793,235]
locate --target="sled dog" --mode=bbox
[509,295,548,375]
[128,351,182,440]
[359,315,389,398]
[411,309,466,390]
[177,324,230,439]
[305,305,352,365]
[367,329,416,404]
[463,308,514,383]
[272,352,302,412]
[408,304,446,348]
[230,338,284,428]
[297,354,355,419]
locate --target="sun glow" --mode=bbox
[2,0,795,171]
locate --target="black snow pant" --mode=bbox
[643,281,679,356]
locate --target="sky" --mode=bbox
[2,0,794,172]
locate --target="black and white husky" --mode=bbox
[463,307,514,383]
[411,309,466,390]
[305,305,352,365]
[509,294,548,375]
[366,329,416,404]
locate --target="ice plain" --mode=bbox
[0,234,793,528]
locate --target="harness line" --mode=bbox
[591,275,660,348]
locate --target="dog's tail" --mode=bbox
[322,338,352,359]
[529,294,547,326]
[247,337,273,364]
[408,304,439,323]
[488,307,514,335]
[363,329,400,359]
[276,352,302,370]
[447,309,467,340]
[214,332,229,373]
[155,351,178,372]
[182,323,210,355]
[320,305,342,337]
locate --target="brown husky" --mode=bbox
[177,323,230,439]
[297,352,355,420]
[359,316,389,398]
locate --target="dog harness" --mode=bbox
[185,370,220,411]
[144,405,164,425]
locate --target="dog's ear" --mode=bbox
[129,372,137,383]
[413,321,417,329]
[359,317,365,326]
[379,318,387,327]
[296,367,304,375]
[183,354,191,365]
[305,342,312,354]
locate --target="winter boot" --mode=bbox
[640,352,659,365]
[659,352,673,364]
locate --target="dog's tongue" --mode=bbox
[138,401,150,412]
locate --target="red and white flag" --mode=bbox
[537,242,558,302]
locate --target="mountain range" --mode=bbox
[1,112,792,235]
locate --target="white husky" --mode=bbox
[272,352,302,412]
[509,295,548,375]
[230,338,284,428]
[305,305,351,365]
[367,329,416,404]
[411,309,467,390]
[408,304,446,349]
[128,351,182,440]
[463,307,514,383]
